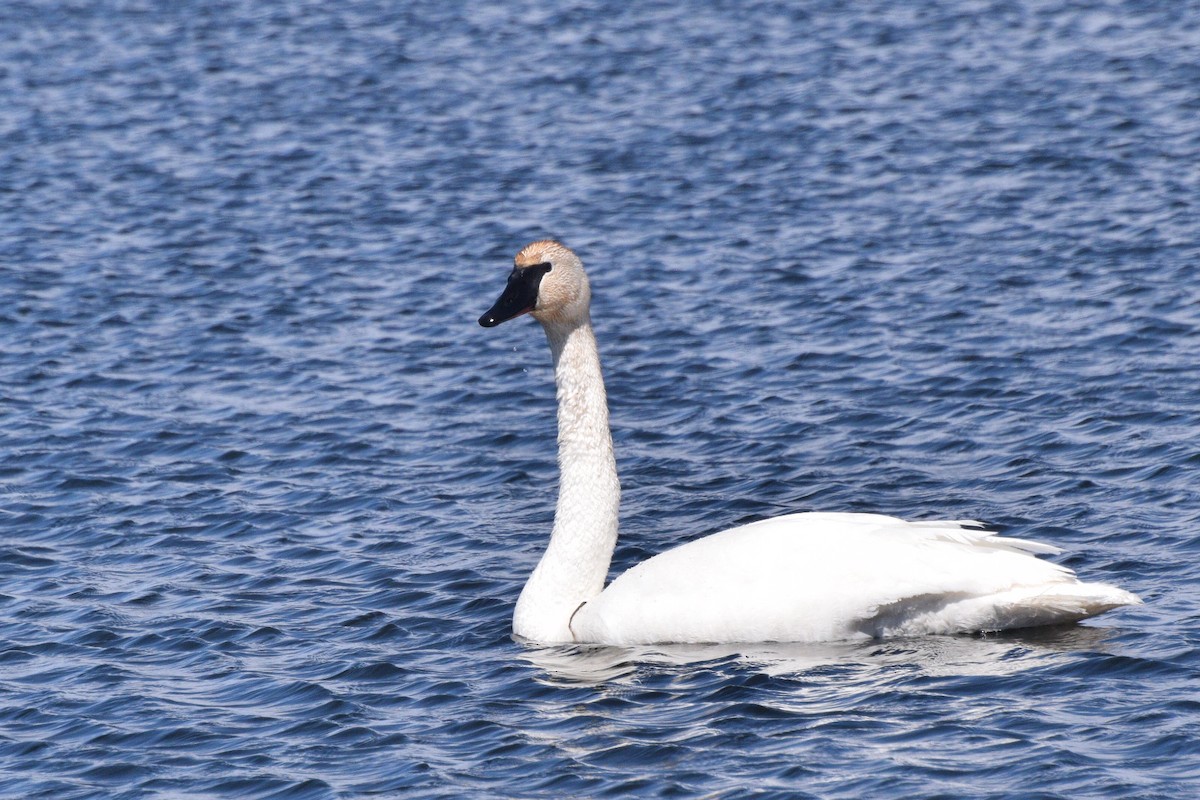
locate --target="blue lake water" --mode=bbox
[2,0,1199,797]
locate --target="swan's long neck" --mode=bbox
[513,316,620,642]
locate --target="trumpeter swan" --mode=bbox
[478,240,1140,645]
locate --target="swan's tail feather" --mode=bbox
[963,582,1142,633]
[870,582,1141,638]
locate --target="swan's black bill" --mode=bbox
[479,264,551,327]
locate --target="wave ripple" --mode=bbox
[2,0,1197,798]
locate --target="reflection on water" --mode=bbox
[519,624,1121,684]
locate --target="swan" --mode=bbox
[478,240,1141,645]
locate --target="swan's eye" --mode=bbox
[511,263,552,276]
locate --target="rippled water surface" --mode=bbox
[3,1,1199,797]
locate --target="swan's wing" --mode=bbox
[573,512,1137,645]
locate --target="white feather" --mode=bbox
[571,513,1138,644]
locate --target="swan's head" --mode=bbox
[478,240,590,328]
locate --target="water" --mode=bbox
[2,0,1198,797]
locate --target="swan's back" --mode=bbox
[572,513,1139,645]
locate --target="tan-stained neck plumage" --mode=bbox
[494,241,621,641]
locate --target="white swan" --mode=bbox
[478,240,1140,645]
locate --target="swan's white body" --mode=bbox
[571,513,1136,645]
[482,241,1140,645]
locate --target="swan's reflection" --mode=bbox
[518,624,1122,685]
